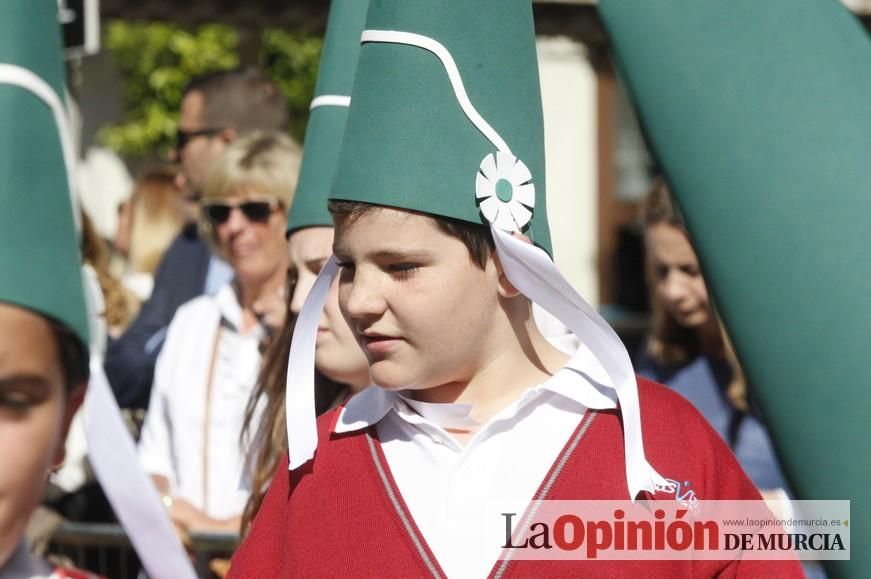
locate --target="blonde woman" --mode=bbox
[138,132,301,534]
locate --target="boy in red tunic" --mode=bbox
[231,0,804,577]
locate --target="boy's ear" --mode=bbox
[491,251,522,299]
[492,232,534,298]
[52,382,86,470]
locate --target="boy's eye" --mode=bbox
[0,393,35,411]
[0,380,50,412]
[387,263,420,278]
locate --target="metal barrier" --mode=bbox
[48,522,239,578]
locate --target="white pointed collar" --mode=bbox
[333,340,618,435]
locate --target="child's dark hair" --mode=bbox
[50,319,90,392]
[327,201,494,269]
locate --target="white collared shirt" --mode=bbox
[138,283,264,519]
[335,357,606,579]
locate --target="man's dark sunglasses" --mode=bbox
[175,127,223,152]
[202,200,279,225]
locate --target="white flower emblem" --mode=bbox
[475,151,535,232]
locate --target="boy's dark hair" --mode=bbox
[49,320,90,393]
[328,201,494,269]
[184,68,289,133]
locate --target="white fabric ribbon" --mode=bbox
[285,257,341,469]
[81,269,196,579]
[84,362,198,579]
[490,227,667,499]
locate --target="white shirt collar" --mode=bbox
[214,282,266,340]
[334,340,618,435]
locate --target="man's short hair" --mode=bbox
[184,68,289,133]
[328,201,494,269]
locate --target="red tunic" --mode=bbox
[230,379,804,578]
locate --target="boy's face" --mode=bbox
[333,208,502,392]
[0,304,79,568]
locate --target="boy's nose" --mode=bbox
[341,271,387,320]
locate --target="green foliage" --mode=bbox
[100,21,323,158]
[99,21,240,157]
[260,29,323,141]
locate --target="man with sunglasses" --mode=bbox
[105,68,289,412]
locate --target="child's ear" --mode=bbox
[492,231,534,298]
[52,382,86,470]
[491,252,522,298]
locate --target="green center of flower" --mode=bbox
[495,179,513,202]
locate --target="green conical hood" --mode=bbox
[329,0,552,255]
[288,0,370,235]
[601,1,867,575]
[0,1,89,347]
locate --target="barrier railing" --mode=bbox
[48,522,239,578]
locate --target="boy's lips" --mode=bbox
[360,331,402,354]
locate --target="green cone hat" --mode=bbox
[287,0,370,235]
[329,0,553,255]
[601,1,869,575]
[0,1,89,347]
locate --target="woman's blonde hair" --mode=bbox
[200,131,302,250]
[641,178,748,412]
[81,210,135,334]
[128,166,185,275]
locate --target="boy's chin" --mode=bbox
[369,362,429,392]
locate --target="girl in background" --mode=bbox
[636,178,788,493]
[240,223,370,532]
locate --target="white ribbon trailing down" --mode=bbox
[81,274,196,579]
[286,257,341,469]
[490,228,667,499]
[284,238,666,500]
[85,361,198,579]
[0,64,80,234]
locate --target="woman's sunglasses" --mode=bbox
[175,127,223,153]
[202,199,279,225]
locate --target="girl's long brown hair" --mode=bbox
[239,278,346,533]
[641,178,748,413]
